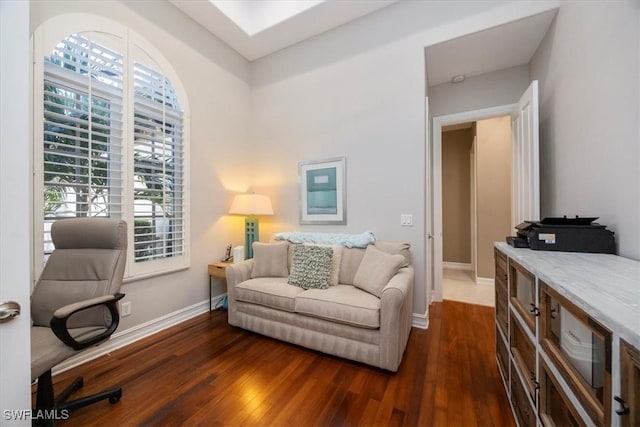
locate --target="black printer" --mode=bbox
[507,216,616,254]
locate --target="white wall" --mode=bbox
[250,1,559,317]
[429,65,530,117]
[476,116,511,279]
[23,0,563,332]
[30,0,253,330]
[530,1,640,260]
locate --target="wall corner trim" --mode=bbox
[412,311,429,329]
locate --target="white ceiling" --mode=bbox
[169,0,399,61]
[169,1,556,85]
[425,9,557,86]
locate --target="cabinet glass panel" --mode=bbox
[509,259,536,334]
[540,282,611,426]
[539,359,586,427]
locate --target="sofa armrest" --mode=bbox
[225,259,253,287]
[225,259,253,326]
[379,265,414,371]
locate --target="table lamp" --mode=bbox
[229,193,274,259]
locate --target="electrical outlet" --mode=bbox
[400,214,413,226]
[121,301,132,317]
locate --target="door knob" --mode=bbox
[0,301,21,323]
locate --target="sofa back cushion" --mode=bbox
[251,242,289,278]
[339,241,410,285]
[353,245,405,297]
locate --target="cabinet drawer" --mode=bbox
[495,248,508,278]
[511,312,537,401]
[511,363,538,427]
[496,280,509,335]
[497,326,509,386]
[208,264,228,279]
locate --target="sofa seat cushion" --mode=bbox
[236,278,305,312]
[294,285,381,329]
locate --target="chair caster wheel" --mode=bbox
[109,390,122,404]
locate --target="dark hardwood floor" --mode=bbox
[41,300,514,426]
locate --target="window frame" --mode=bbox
[33,15,190,283]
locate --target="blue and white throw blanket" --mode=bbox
[274,231,376,248]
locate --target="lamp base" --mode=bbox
[244,217,259,259]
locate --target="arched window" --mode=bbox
[35,18,189,280]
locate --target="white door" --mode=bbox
[511,80,541,226]
[430,81,540,302]
[424,97,433,307]
[0,1,32,424]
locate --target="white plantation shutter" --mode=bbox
[132,62,185,262]
[43,34,124,254]
[39,30,188,276]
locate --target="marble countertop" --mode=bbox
[495,242,640,349]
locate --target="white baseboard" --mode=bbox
[443,262,472,271]
[53,293,428,375]
[52,294,227,376]
[412,311,429,329]
[476,277,494,286]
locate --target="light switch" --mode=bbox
[400,214,413,226]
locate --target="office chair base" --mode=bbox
[58,384,122,412]
[34,370,121,426]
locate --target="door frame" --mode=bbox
[431,104,515,302]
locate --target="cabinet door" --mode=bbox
[618,340,640,427]
[539,282,611,426]
[511,363,538,427]
[509,259,537,334]
[539,358,587,427]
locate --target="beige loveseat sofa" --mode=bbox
[225,240,414,372]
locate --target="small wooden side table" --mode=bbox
[208,261,233,311]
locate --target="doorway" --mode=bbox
[431,81,540,304]
[441,116,511,306]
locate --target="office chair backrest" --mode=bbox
[31,218,127,329]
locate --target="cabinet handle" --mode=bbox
[614,396,630,416]
[530,304,540,317]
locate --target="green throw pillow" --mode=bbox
[288,244,333,290]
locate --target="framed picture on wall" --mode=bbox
[299,157,346,225]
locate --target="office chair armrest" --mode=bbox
[51,293,125,350]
